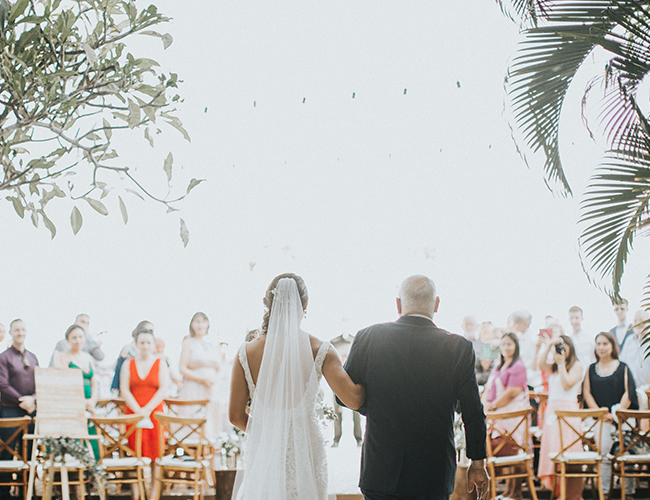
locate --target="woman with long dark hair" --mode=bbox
[535,335,583,499]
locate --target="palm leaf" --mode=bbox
[579,150,650,298]
[639,274,650,358]
[505,1,614,195]
[495,0,554,27]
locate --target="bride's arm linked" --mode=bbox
[229,356,250,432]
[322,348,365,410]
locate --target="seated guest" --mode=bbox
[49,314,104,366]
[121,328,168,499]
[583,331,638,496]
[483,332,528,500]
[53,324,99,458]
[619,309,650,407]
[535,335,583,500]
[0,319,38,497]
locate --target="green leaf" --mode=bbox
[180,218,189,247]
[103,119,112,141]
[161,33,173,49]
[85,197,109,216]
[164,115,191,142]
[8,0,29,24]
[163,152,173,181]
[125,188,145,201]
[118,195,128,224]
[10,197,25,218]
[186,178,205,194]
[40,210,56,239]
[30,210,39,228]
[70,206,83,234]
[127,99,141,129]
[144,127,154,147]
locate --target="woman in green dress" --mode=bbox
[53,324,99,458]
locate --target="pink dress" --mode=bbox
[485,359,529,450]
[538,371,582,497]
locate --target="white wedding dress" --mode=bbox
[234,278,330,500]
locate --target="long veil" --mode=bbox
[235,277,322,499]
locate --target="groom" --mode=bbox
[342,275,488,500]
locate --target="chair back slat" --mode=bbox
[555,408,607,457]
[486,408,532,457]
[614,410,650,457]
[153,412,207,460]
[90,415,144,461]
[0,417,31,462]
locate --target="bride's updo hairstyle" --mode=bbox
[261,273,308,335]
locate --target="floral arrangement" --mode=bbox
[453,411,469,465]
[39,436,106,498]
[315,389,337,431]
[216,427,244,458]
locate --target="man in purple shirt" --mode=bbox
[0,319,38,497]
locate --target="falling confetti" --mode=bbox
[204,107,208,113]
[456,81,461,88]
[249,262,256,271]
[253,101,256,107]
[302,98,306,103]
[352,92,356,99]
[403,88,407,95]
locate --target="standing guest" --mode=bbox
[583,331,638,496]
[619,310,650,407]
[111,321,151,393]
[0,319,38,497]
[476,324,500,386]
[49,314,104,366]
[568,306,595,367]
[177,313,222,439]
[462,315,482,357]
[342,275,488,500]
[483,332,529,500]
[53,324,99,458]
[154,338,182,396]
[535,335,584,499]
[330,332,362,447]
[509,310,541,390]
[610,299,634,351]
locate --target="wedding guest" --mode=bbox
[53,324,99,458]
[462,315,482,356]
[177,313,222,439]
[509,309,541,390]
[121,328,168,499]
[568,306,595,367]
[610,299,634,350]
[619,309,650,407]
[0,319,38,497]
[49,314,104,366]
[330,332,362,447]
[583,331,638,496]
[483,332,529,500]
[155,337,182,396]
[536,335,583,499]
[476,324,500,386]
[111,320,151,393]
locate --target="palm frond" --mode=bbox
[640,274,650,358]
[579,151,650,298]
[505,0,616,196]
[495,0,554,27]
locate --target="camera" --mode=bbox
[554,343,566,354]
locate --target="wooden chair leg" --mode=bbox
[551,464,557,500]
[489,464,497,500]
[526,461,539,500]
[598,463,605,500]
[559,463,566,500]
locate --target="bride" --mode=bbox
[229,273,365,500]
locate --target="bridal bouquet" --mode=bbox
[315,389,337,431]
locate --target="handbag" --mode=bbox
[610,429,650,455]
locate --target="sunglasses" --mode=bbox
[20,354,30,370]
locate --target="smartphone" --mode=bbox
[539,328,552,338]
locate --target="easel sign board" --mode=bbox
[34,367,88,437]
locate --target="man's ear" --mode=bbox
[396,297,402,315]
[433,296,440,313]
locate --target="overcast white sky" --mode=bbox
[1,0,648,365]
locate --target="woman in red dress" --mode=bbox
[120,325,169,498]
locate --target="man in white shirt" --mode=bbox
[620,310,650,396]
[567,306,595,366]
[609,299,634,351]
[508,309,541,389]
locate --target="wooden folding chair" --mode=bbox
[486,408,538,500]
[0,416,32,498]
[551,408,607,500]
[90,415,148,500]
[25,367,101,500]
[153,413,210,500]
[611,410,650,500]
[95,398,127,418]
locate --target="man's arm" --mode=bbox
[83,338,105,361]
[0,355,22,405]
[337,329,368,414]
[456,341,487,460]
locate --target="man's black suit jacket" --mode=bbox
[342,315,486,496]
